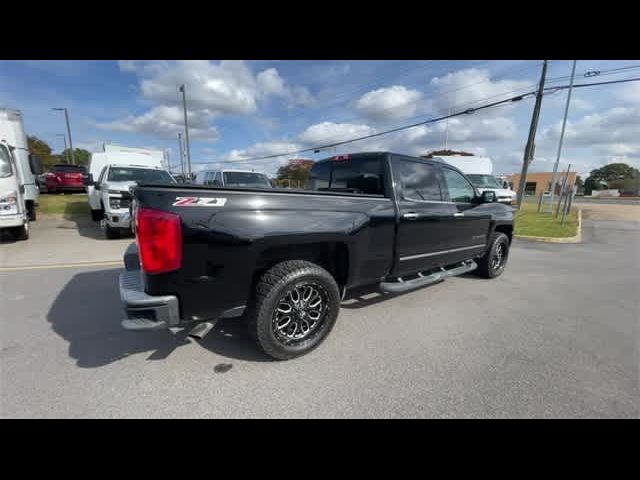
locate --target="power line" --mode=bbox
[212,93,537,164]
[220,76,640,165]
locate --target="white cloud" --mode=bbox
[95,105,219,141]
[225,140,302,162]
[541,106,640,150]
[102,60,316,141]
[298,121,376,145]
[118,60,138,72]
[429,68,532,112]
[355,85,423,121]
[257,68,287,96]
[616,81,640,104]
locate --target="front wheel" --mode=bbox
[12,222,29,241]
[90,209,103,222]
[475,232,510,279]
[104,222,121,239]
[248,260,341,360]
[27,203,36,222]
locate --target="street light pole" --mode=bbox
[177,132,185,178]
[52,108,75,165]
[547,60,577,213]
[178,85,192,181]
[56,134,69,162]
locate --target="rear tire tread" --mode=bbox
[248,260,339,360]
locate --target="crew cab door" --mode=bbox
[439,166,491,262]
[392,157,458,276]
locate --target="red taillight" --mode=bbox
[332,155,351,161]
[136,207,182,274]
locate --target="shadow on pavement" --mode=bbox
[47,268,270,368]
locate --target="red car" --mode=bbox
[46,164,87,194]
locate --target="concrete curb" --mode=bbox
[514,209,582,244]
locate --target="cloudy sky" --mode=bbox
[1,59,639,178]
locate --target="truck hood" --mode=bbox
[104,181,137,193]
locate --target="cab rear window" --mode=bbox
[307,155,385,196]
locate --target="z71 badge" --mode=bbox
[172,197,228,207]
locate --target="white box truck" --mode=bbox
[0,141,30,240]
[431,155,517,205]
[102,144,168,169]
[0,108,42,220]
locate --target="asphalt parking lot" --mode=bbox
[1,208,638,418]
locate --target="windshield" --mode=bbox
[0,144,14,178]
[223,172,271,188]
[466,174,503,189]
[107,167,175,184]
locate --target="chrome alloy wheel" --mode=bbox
[272,282,329,345]
[492,241,507,271]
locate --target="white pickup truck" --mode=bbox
[87,163,175,238]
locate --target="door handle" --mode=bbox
[403,212,419,220]
[453,212,465,217]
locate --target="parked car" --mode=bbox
[194,169,272,188]
[46,164,86,194]
[36,173,48,193]
[117,152,514,360]
[84,163,175,239]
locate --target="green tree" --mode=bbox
[276,159,315,187]
[27,136,58,170]
[583,162,639,194]
[60,148,91,167]
[421,149,474,159]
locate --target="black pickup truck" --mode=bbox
[118,152,514,360]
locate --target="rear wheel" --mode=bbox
[247,260,340,360]
[475,232,510,278]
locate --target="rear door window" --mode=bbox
[393,160,443,201]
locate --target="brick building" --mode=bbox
[507,171,577,197]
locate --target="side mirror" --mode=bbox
[481,190,496,203]
[29,154,43,175]
[83,173,95,186]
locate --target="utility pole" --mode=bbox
[56,134,69,163]
[179,85,192,181]
[52,108,75,165]
[177,132,186,178]
[516,60,548,208]
[547,60,577,212]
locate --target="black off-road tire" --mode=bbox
[475,232,510,279]
[91,209,103,222]
[27,202,36,222]
[13,223,29,241]
[247,260,341,360]
[104,224,121,239]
